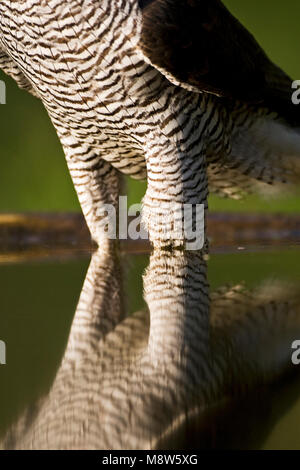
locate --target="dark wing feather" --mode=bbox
[138,0,298,124]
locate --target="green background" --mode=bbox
[0,0,299,213]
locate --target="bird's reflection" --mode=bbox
[3,243,300,450]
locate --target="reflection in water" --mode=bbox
[2,243,300,450]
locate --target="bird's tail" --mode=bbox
[208,105,300,199]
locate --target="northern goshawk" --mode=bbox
[0,0,299,246]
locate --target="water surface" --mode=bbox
[0,245,300,450]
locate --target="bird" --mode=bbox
[2,243,300,449]
[0,0,299,247]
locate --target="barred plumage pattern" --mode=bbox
[2,245,300,450]
[1,1,300,245]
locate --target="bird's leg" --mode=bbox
[0,50,38,97]
[144,248,210,374]
[62,244,124,365]
[63,142,121,246]
[142,137,208,250]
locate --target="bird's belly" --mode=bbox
[101,147,147,180]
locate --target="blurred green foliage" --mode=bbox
[0,0,299,212]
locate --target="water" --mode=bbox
[0,245,300,450]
